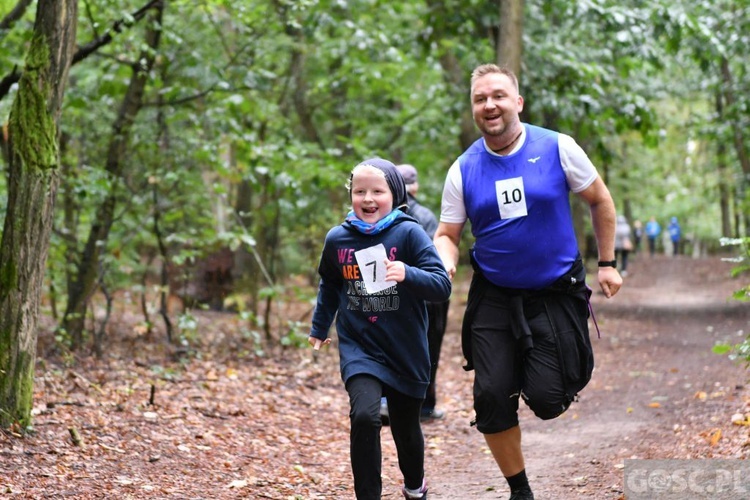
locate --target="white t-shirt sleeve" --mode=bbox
[558,133,599,193]
[439,133,598,223]
[439,159,467,224]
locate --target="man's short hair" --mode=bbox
[470,64,519,94]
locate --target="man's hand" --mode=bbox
[441,259,456,281]
[598,267,623,298]
[434,222,463,282]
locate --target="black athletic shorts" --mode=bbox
[470,283,593,434]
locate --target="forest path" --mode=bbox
[421,254,749,499]
[1,255,747,500]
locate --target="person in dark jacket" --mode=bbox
[309,158,451,500]
[668,216,681,256]
[393,163,449,422]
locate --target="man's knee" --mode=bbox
[522,390,573,420]
[474,390,520,433]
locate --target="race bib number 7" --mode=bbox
[354,243,396,294]
[495,176,527,219]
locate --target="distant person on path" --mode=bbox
[308,158,451,500]
[668,216,682,256]
[645,216,661,257]
[393,163,449,422]
[614,215,633,277]
[632,219,643,254]
[433,64,622,500]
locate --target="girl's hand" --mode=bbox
[308,336,331,351]
[384,259,406,283]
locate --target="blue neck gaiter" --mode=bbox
[345,209,401,235]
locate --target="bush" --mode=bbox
[712,237,750,367]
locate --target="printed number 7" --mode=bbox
[365,260,377,281]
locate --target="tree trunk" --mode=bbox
[235,181,259,310]
[719,57,750,237]
[442,52,479,152]
[497,0,523,79]
[424,0,478,152]
[60,3,164,350]
[0,0,77,431]
[714,91,733,238]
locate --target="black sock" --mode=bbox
[505,469,529,492]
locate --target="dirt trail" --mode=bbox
[420,255,749,499]
[1,255,747,500]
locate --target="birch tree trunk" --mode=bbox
[0,0,77,430]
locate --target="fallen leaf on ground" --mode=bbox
[707,428,722,446]
[227,479,248,489]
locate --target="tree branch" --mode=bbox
[82,0,101,40]
[72,0,163,65]
[0,0,33,32]
[0,0,163,103]
[0,65,21,104]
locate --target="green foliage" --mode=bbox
[1,0,748,355]
[236,310,265,357]
[0,0,35,80]
[148,363,181,381]
[279,320,310,349]
[722,237,750,302]
[712,236,750,366]
[524,0,663,140]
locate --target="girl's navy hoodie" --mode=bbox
[310,212,452,399]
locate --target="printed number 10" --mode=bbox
[501,188,522,205]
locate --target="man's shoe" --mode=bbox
[380,397,390,426]
[509,486,534,500]
[420,408,445,422]
[402,479,428,499]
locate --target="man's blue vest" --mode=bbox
[459,124,579,289]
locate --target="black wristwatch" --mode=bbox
[598,260,617,268]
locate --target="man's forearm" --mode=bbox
[590,201,617,261]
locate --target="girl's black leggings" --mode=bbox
[345,374,425,499]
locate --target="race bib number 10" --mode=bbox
[495,176,527,219]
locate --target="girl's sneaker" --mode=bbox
[402,479,428,499]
